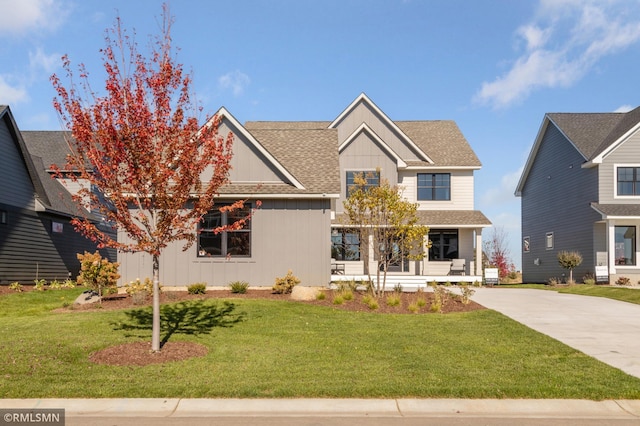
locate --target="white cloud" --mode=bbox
[218,71,251,96]
[29,47,61,74]
[0,75,28,104]
[0,0,67,36]
[614,105,634,113]
[475,0,640,109]
[480,167,524,207]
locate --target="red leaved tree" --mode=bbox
[51,6,238,352]
[483,226,512,281]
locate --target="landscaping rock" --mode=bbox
[74,290,100,305]
[290,286,320,301]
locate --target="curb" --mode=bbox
[1,399,640,418]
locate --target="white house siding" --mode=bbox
[399,169,475,209]
[521,123,599,283]
[599,129,640,204]
[118,198,332,288]
[0,119,35,209]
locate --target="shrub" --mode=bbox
[76,251,120,298]
[393,284,403,293]
[460,284,476,305]
[125,278,160,298]
[548,277,561,286]
[430,282,450,313]
[616,276,631,286]
[339,289,354,301]
[33,279,47,291]
[63,279,77,288]
[333,295,344,305]
[386,294,401,307]
[49,280,63,290]
[187,282,207,294]
[316,292,326,301]
[408,302,420,313]
[9,282,22,292]
[229,281,249,294]
[557,250,583,283]
[272,270,300,294]
[362,295,379,310]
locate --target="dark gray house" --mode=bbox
[0,106,113,284]
[516,106,640,284]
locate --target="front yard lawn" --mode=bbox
[1,288,639,399]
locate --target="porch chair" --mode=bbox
[449,258,466,276]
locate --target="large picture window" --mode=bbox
[198,202,251,257]
[615,225,636,265]
[417,173,450,200]
[617,167,640,196]
[346,170,380,198]
[428,229,458,260]
[331,229,360,261]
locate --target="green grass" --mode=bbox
[1,288,640,399]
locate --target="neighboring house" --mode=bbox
[516,106,640,284]
[0,106,114,284]
[117,93,491,287]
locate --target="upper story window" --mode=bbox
[346,170,380,198]
[198,202,251,257]
[617,167,640,196]
[417,173,450,201]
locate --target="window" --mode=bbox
[617,167,640,196]
[615,226,636,265]
[331,229,360,261]
[417,173,450,200]
[546,232,553,250]
[428,229,458,260]
[346,170,379,197]
[0,210,6,224]
[198,203,251,257]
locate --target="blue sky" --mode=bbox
[3,0,640,269]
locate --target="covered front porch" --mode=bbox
[330,273,483,291]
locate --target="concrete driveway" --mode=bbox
[472,287,640,379]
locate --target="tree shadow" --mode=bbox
[112,299,246,347]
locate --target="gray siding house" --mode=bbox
[0,106,113,284]
[117,93,491,287]
[517,106,640,283]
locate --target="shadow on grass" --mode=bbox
[112,299,246,346]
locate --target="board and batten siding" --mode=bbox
[598,128,640,204]
[118,199,332,287]
[399,170,475,210]
[0,204,112,283]
[334,101,422,160]
[521,123,599,283]
[0,119,35,209]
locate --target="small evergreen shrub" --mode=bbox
[229,281,249,294]
[272,270,300,294]
[187,282,207,294]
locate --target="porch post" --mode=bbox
[608,220,616,275]
[475,228,483,276]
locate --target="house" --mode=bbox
[0,106,114,284]
[116,93,491,288]
[516,106,640,284]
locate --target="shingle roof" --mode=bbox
[591,202,640,218]
[21,131,73,170]
[334,210,491,227]
[244,127,340,195]
[547,105,640,160]
[247,120,481,168]
[396,121,481,167]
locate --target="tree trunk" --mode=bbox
[151,254,161,352]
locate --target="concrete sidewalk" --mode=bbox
[472,287,640,379]
[1,398,640,419]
